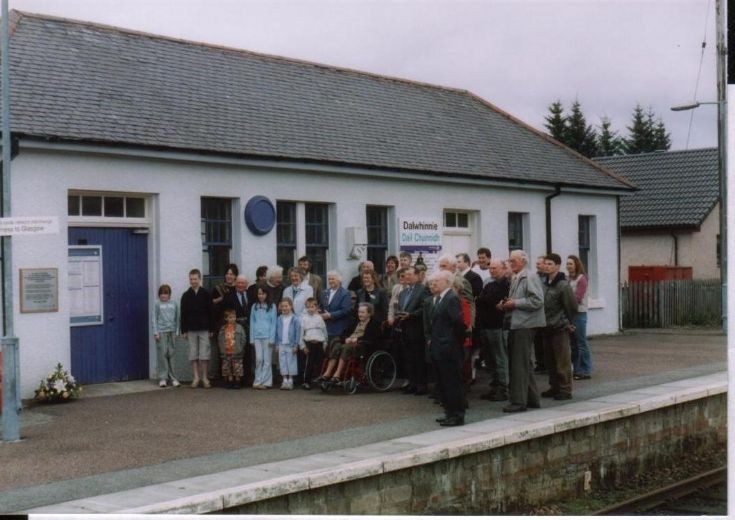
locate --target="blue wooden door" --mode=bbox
[69,227,149,383]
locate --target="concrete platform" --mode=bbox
[0,329,726,513]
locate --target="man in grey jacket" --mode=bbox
[498,250,545,413]
[540,253,578,400]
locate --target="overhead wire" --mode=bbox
[685,0,712,149]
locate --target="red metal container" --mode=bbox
[628,266,693,282]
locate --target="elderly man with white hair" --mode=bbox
[498,249,545,413]
[319,270,354,347]
[424,269,467,426]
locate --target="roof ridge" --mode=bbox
[463,92,636,190]
[10,9,470,97]
[595,147,718,161]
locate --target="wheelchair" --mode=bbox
[318,344,397,395]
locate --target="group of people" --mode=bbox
[151,249,591,427]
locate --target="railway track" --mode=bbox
[592,466,727,515]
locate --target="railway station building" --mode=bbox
[3,11,633,396]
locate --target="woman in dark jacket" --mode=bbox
[355,270,388,325]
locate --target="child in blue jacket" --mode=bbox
[275,297,301,390]
[249,287,277,389]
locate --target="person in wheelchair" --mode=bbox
[315,302,381,385]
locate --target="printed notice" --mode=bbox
[19,268,59,313]
[68,246,104,326]
[0,216,59,236]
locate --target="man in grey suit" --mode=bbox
[426,270,467,426]
[499,249,545,413]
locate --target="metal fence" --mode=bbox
[621,279,722,328]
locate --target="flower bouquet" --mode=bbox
[34,363,82,403]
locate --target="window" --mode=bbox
[366,206,388,273]
[201,197,232,289]
[276,201,332,278]
[444,211,469,229]
[277,201,297,272]
[578,215,597,296]
[508,212,525,253]
[305,203,329,279]
[578,215,591,271]
[68,194,146,219]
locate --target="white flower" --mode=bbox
[53,379,66,392]
[68,375,76,385]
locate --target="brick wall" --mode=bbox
[224,395,726,514]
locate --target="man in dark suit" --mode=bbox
[224,275,251,328]
[396,266,429,395]
[456,253,483,298]
[426,270,467,427]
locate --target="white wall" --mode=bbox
[678,204,720,280]
[10,147,622,396]
[550,194,620,336]
[620,204,719,282]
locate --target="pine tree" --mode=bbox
[597,116,624,157]
[544,100,567,143]
[563,100,599,158]
[623,104,671,153]
[624,104,654,154]
[652,119,671,151]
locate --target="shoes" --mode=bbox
[413,388,428,396]
[573,374,591,380]
[490,393,508,402]
[554,393,572,400]
[190,379,200,388]
[503,404,527,413]
[402,386,417,395]
[285,380,294,390]
[313,376,325,384]
[253,384,263,389]
[302,383,312,390]
[330,377,343,387]
[171,379,180,388]
[435,416,448,423]
[400,380,410,390]
[159,380,167,388]
[527,402,541,409]
[279,381,287,390]
[202,379,211,389]
[439,416,465,427]
[541,389,557,398]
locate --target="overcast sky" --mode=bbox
[10,0,718,151]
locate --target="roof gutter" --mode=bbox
[545,185,562,253]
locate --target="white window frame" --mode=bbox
[68,190,151,228]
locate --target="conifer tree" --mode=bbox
[597,116,624,156]
[544,100,567,143]
[623,104,654,154]
[652,119,672,151]
[564,100,599,158]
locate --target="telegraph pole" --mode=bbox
[1,0,20,442]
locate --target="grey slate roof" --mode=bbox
[7,11,633,191]
[595,148,718,230]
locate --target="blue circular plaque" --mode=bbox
[244,196,276,235]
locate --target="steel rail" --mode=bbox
[591,466,727,515]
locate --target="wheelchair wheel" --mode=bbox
[366,350,396,392]
[343,376,359,395]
